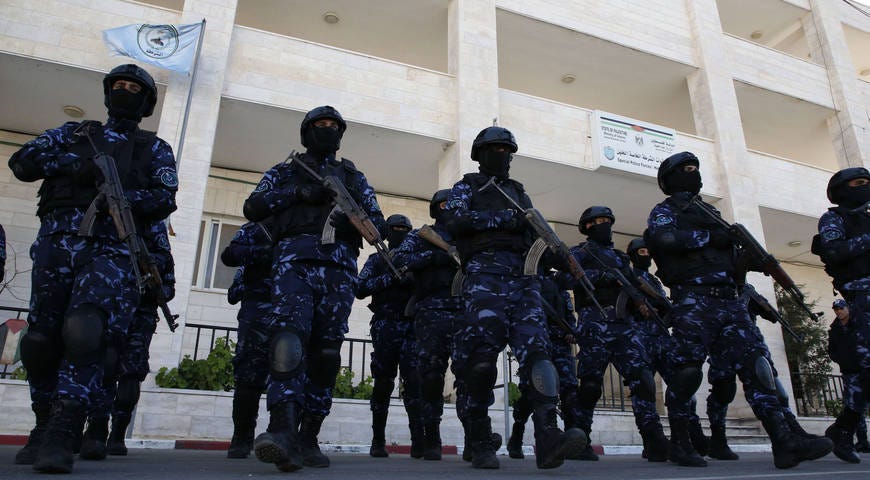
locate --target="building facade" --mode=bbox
[1,0,869,424]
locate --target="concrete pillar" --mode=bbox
[805,0,870,168]
[148,0,239,371]
[683,0,791,419]
[440,0,500,188]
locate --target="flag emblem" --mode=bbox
[137,25,180,59]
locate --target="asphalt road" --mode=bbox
[2,447,869,479]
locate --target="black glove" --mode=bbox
[709,229,733,249]
[296,184,334,205]
[74,155,105,186]
[502,209,527,232]
[428,249,455,266]
[329,211,351,230]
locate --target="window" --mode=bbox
[193,216,243,290]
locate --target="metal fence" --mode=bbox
[791,372,845,417]
[0,306,29,379]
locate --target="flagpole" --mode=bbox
[173,18,206,173]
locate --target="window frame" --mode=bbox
[192,214,245,292]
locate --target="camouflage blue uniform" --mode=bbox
[224,221,274,391]
[646,193,782,422]
[391,223,464,425]
[356,251,422,418]
[243,153,386,416]
[9,118,177,407]
[566,241,660,432]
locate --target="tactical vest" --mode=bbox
[541,278,568,322]
[818,207,870,289]
[37,123,153,218]
[415,262,457,298]
[273,157,363,249]
[454,173,533,258]
[650,197,735,286]
[573,242,625,308]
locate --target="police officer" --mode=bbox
[9,64,177,473]
[356,214,424,458]
[646,151,831,469]
[828,298,869,460]
[506,271,581,460]
[444,126,585,470]
[221,220,275,459]
[243,105,388,471]
[566,208,667,463]
[626,238,712,461]
[391,190,463,460]
[814,167,870,464]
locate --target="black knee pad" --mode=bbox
[307,340,342,389]
[633,369,657,403]
[774,377,789,406]
[269,331,303,381]
[528,355,559,399]
[751,354,776,393]
[578,377,603,408]
[372,377,395,403]
[710,377,737,404]
[19,330,61,379]
[465,354,498,400]
[114,377,141,413]
[421,372,445,403]
[671,364,703,403]
[62,304,107,365]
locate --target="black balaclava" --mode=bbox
[304,126,342,156]
[108,89,148,122]
[387,228,409,251]
[478,147,512,179]
[587,223,613,245]
[838,183,870,209]
[664,168,702,195]
[632,253,652,271]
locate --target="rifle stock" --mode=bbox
[744,285,802,342]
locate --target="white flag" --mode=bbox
[103,22,203,73]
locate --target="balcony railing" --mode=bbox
[791,373,845,417]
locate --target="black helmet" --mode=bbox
[103,64,158,118]
[300,105,347,149]
[578,206,615,235]
[430,189,450,219]
[657,151,699,194]
[386,214,412,230]
[471,126,518,161]
[627,238,645,256]
[827,167,870,204]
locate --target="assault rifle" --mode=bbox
[478,177,604,315]
[686,195,819,323]
[418,225,461,266]
[77,124,179,332]
[540,295,581,341]
[289,151,402,279]
[580,243,670,332]
[742,284,802,342]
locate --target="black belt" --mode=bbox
[675,285,738,300]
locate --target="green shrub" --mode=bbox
[508,381,521,407]
[155,338,235,391]
[332,367,374,400]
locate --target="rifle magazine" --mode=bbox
[523,238,548,276]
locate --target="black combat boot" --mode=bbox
[668,417,707,467]
[33,399,88,474]
[507,420,526,459]
[253,401,303,472]
[708,424,739,460]
[409,418,425,459]
[423,422,442,460]
[299,413,330,467]
[369,411,389,457]
[856,420,870,453]
[461,419,473,462]
[227,386,260,459]
[106,414,131,456]
[764,413,833,468]
[574,425,599,461]
[640,423,670,462]
[468,416,499,469]
[826,409,861,464]
[688,420,709,457]
[15,401,51,465]
[532,404,587,469]
[79,416,109,460]
[781,410,822,440]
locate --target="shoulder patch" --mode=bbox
[157,166,178,188]
[822,229,842,241]
[254,178,273,193]
[653,214,674,226]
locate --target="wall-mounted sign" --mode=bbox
[591,110,676,177]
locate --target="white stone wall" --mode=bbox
[0,132,39,310]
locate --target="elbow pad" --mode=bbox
[243,196,269,222]
[9,154,44,182]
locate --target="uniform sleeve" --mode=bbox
[351,170,388,238]
[392,231,435,271]
[444,181,514,235]
[126,138,178,221]
[355,254,393,299]
[816,211,870,264]
[8,122,82,182]
[221,223,272,268]
[646,202,712,253]
[828,327,842,364]
[243,164,301,222]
